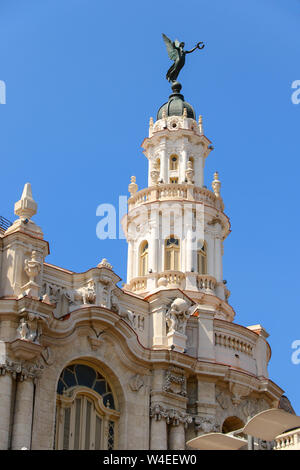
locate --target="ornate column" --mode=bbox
[169,422,185,450]
[180,145,188,183]
[127,240,134,283]
[214,235,223,282]
[11,375,35,450]
[206,234,215,278]
[0,365,15,449]
[160,140,168,184]
[150,405,167,450]
[149,216,158,273]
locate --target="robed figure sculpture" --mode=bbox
[162,33,205,84]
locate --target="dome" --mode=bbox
[157,82,196,120]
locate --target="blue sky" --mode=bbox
[0,0,299,412]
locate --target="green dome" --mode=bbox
[157,82,196,120]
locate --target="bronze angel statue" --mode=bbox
[162,33,204,83]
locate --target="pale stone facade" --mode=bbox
[0,88,285,450]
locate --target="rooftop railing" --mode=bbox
[0,216,12,233]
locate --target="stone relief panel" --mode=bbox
[215,386,270,430]
[150,404,193,428]
[129,374,144,392]
[163,366,186,396]
[194,415,219,434]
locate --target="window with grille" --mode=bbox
[139,241,148,276]
[165,236,180,271]
[55,364,119,450]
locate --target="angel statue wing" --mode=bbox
[162,33,179,62]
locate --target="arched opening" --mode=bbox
[197,240,207,274]
[165,236,180,271]
[169,154,178,171]
[222,416,244,434]
[55,363,120,450]
[139,240,149,276]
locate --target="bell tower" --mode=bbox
[123,81,234,322]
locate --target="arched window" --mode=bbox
[165,236,180,271]
[139,241,148,276]
[197,241,207,274]
[170,154,178,171]
[55,364,119,450]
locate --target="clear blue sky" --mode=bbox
[0,0,299,412]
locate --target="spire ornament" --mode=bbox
[128,176,138,196]
[198,115,203,135]
[212,172,221,198]
[162,34,204,86]
[14,183,37,220]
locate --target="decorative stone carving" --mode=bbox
[21,250,42,297]
[111,293,145,331]
[163,367,186,396]
[41,346,54,365]
[216,389,231,410]
[166,298,190,335]
[212,171,221,198]
[128,176,138,196]
[119,308,135,326]
[185,160,194,184]
[19,362,44,383]
[0,360,22,379]
[195,416,219,433]
[150,161,160,186]
[17,317,41,344]
[129,374,144,392]
[150,404,193,428]
[65,280,96,306]
[229,383,251,406]
[88,336,104,351]
[98,258,113,270]
[110,291,119,312]
[0,359,43,383]
[241,398,269,421]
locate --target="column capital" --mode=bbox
[150,403,192,428]
[0,359,43,383]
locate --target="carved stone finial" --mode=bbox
[183,107,187,118]
[14,183,37,220]
[212,171,221,198]
[198,115,203,134]
[149,117,154,128]
[162,109,166,120]
[128,176,138,196]
[97,258,113,270]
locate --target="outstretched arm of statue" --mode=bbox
[186,42,205,54]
